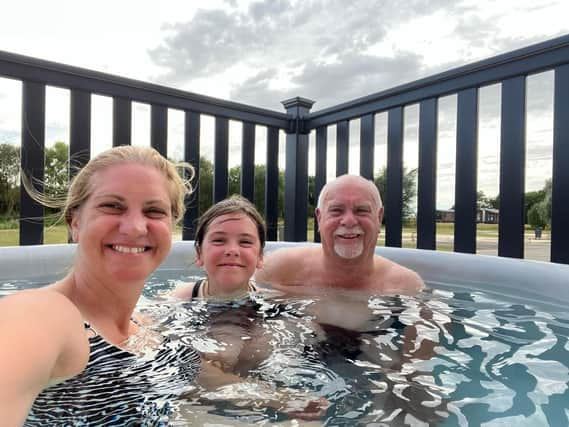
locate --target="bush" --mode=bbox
[527,204,547,229]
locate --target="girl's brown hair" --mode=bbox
[194,195,266,256]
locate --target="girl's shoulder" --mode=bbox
[171,279,205,300]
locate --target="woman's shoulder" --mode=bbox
[0,287,90,388]
[1,287,78,318]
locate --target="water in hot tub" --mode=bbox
[4,272,569,426]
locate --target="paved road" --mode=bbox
[174,231,553,263]
[430,236,551,262]
[476,238,551,262]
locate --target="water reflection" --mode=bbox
[3,275,569,425]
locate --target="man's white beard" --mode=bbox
[333,239,364,259]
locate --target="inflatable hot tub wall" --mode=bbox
[1,241,569,308]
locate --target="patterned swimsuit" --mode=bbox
[25,322,201,426]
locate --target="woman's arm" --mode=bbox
[0,290,89,425]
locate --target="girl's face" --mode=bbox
[197,213,263,295]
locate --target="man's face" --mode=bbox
[316,178,383,261]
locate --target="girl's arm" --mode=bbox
[0,290,90,425]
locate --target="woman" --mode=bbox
[0,146,200,425]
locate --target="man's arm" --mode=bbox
[381,259,425,295]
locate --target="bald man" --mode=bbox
[256,174,424,295]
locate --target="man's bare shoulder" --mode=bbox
[263,246,322,268]
[373,256,425,294]
[256,246,322,284]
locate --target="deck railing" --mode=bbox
[1,34,568,264]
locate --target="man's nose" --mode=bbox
[341,210,357,226]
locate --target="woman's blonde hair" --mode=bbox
[23,145,194,227]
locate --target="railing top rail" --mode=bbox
[307,33,569,129]
[0,50,289,128]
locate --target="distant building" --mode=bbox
[436,208,499,224]
[436,209,455,223]
[477,208,499,224]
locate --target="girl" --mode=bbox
[174,195,265,300]
[174,196,329,421]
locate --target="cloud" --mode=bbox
[0,130,19,146]
[229,51,427,110]
[149,0,565,115]
[148,0,462,109]
[146,0,561,201]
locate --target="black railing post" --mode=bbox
[265,127,280,241]
[454,88,479,254]
[20,81,45,245]
[385,107,404,247]
[69,89,91,176]
[498,77,526,258]
[336,120,349,175]
[417,98,438,250]
[151,104,168,157]
[113,97,132,146]
[183,111,200,240]
[551,64,569,264]
[213,117,229,203]
[282,97,314,241]
[359,114,375,180]
[314,126,328,242]
[241,122,255,201]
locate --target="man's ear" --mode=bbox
[377,206,384,226]
[315,207,322,226]
[256,253,264,270]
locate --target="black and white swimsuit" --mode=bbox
[25,322,201,426]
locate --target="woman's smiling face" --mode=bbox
[197,213,263,295]
[71,162,173,283]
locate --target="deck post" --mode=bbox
[281,97,315,241]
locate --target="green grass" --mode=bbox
[0,225,70,246]
[0,224,187,246]
[0,220,546,247]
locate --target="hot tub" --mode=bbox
[2,241,569,426]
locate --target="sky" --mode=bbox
[1,0,568,209]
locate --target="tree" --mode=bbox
[487,194,499,210]
[227,164,285,219]
[198,157,213,216]
[524,189,546,224]
[44,142,70,198]
[0,143,20,217]
[0,141,71,220]
[252,164,284,219]
[527,203,547,229]
[477,191,494,209]
[374,167,418,223]
[524,179,552,227]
